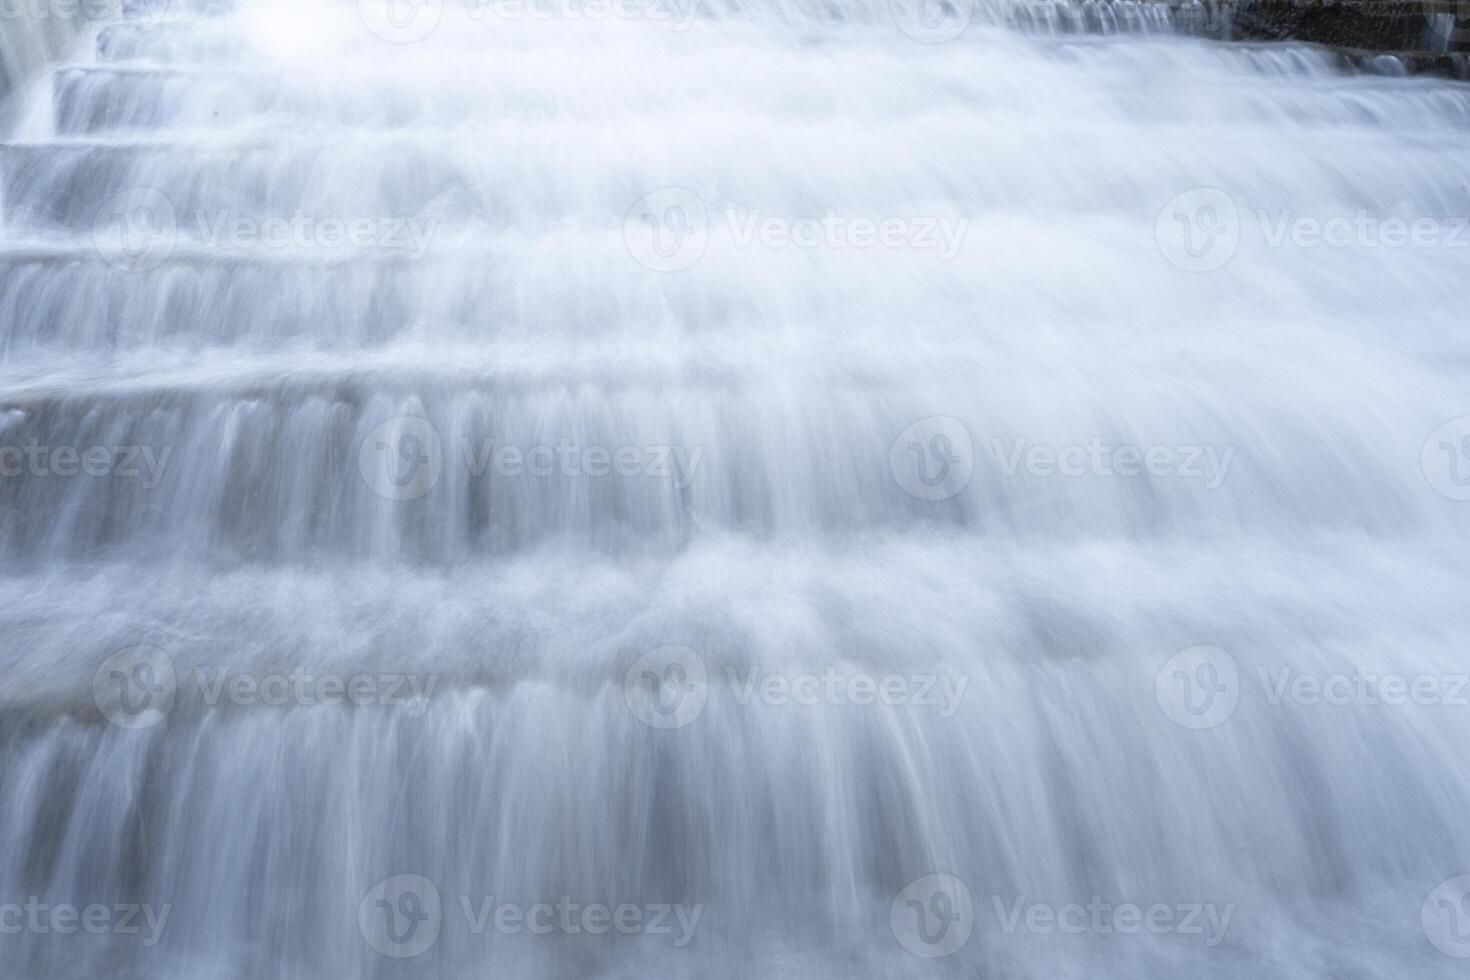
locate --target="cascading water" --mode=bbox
[1,0,1469,977]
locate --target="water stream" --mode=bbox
[1,1,1469,977]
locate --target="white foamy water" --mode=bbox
[1,1,1469,977]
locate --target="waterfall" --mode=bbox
[2,1,1469,977]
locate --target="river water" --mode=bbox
[1,1,1469,977]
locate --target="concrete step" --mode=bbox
[1139,0,1470,53]
[53,64,272,134]
[96,21,250,65]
